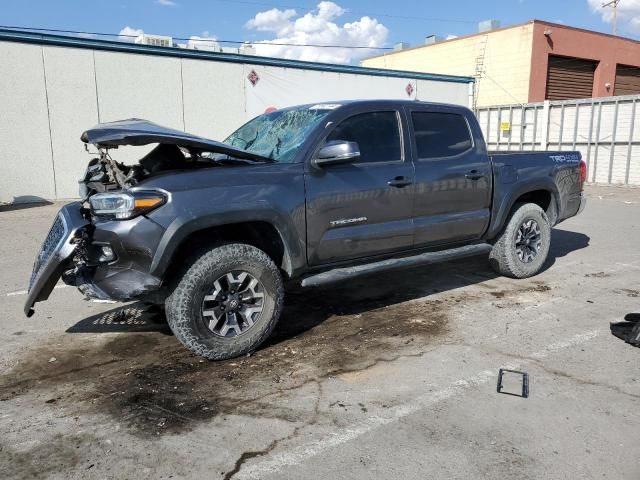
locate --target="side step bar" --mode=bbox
[300,243,491,288]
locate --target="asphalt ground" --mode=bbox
[1,184,639,480]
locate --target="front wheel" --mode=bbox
[489,203,551,279]
[166,243,284,360]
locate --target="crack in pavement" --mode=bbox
[228,329,603,479]
[458,334,640,401]
[93,346,444,436]
[223,381,324,480]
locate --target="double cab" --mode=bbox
[25,100,587,360]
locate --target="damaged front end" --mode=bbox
[24,199,166,316]
[25,118,271,316]
[26,145,170,316]
[24,202,90,316]
[62,218,161,302]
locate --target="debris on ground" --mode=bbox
[611,314,640,347]
[497,368,529,398]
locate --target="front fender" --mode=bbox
[148,201,305,278]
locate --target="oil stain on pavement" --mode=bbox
[0,256,552,439]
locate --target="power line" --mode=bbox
[0,25,393,50]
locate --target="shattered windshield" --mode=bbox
[224,106,334,163]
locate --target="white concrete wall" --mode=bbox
[0,42,56,202]
[42,46,99,199]
[181,59,245,140]
[242,66,471,119]
[0,40,471,203]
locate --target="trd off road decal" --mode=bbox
[549,154,580,164]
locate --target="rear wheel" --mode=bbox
[489,203,551,279]
[166,243,284,360]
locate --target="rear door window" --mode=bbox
[411,112,473,159]
[327,111,402,163]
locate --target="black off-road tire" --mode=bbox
[489,203,551,279]
[166,243,284,360]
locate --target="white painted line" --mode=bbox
[6,284,70,297]
[614,262,640,270]
[236,329,601,479]
[530,329,599,358]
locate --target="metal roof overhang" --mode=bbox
[0,28,474,84]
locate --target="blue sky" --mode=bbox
[2,0,639,63]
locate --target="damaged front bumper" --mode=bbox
[25,203,166,316]
[24,202,89,316]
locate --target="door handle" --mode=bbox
[387,176,412,188]
[465,170,485,181]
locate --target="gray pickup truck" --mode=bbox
[25,100,586,360]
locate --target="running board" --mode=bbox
[300,243,491,288]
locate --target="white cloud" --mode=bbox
[156,0,177,6]
[244,1,389,64]
[245,8,297,32]
[587,0,640,33]
[118,26,144,41]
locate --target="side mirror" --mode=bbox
[312,140,360,168]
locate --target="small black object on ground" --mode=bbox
[497,368,529,398]
[611,313,640,348]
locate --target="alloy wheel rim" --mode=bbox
[515,219,542,264]
[201,271,265,337]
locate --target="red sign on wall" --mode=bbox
[405,83,414,97]
[247,69,260,86]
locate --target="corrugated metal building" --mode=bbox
[0,29,473,204]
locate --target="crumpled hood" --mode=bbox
[80,119,271,162]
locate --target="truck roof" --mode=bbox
[281,99,472,112]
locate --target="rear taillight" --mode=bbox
[579,160,587,190]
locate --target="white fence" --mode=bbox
[476,95,640,185]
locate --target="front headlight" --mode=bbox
[89,191,166,220]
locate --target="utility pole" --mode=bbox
[602,0,621,35]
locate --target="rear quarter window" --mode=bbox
[411,112,473,159]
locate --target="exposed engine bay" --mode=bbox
[79,144,212,197]
[77,118,274,198]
